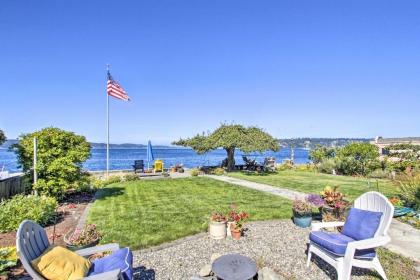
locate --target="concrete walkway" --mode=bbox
[207,175,306,200]
[208,175,420,263]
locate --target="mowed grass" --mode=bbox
[88,177,292,249]
[227,170,398,200]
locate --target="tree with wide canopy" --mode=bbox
[172,124,279,171]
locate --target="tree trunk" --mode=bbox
[226,148,236,171]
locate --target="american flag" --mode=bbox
[107,71,130,101]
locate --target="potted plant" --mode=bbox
[209,211,227,239]
[228,206,249,240]
[64,224,102,251]
[306,193,325,220]
[292,198,313,228]
[320,186,348,221]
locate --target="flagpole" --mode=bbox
[106,65,110,178]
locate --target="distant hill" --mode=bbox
[278,138,371,149]
[0,140,175,150]
[1,138,371,150]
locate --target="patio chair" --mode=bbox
[16,220,133,280]
[154,159,163,173]
[306,192,394,280]
[132,160,144,173]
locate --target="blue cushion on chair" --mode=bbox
[310,231,376,259]
[342,208,383,241]
[88,248,133,280]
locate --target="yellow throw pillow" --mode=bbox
[31,245,91,280]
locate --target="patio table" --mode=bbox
[212,254,257,280]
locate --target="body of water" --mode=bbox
[0,147,310,172]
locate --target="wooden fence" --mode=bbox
[0,175,26,200]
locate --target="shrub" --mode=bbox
[90,175,123,190]
[317,158,337,174]
[212,168,225,176]
[397,175,420,210]
[276,162,294,171]
[0,246,17,273]
[104,175,122,185]
[309,145,336,164]
[295,164,316,172]
[336,143,380,176]
[369,169,390,179]
[90,177,106,189]
[190,168,200,176]
[123,174,139,182]
[0,195,57,233]
[12,127,91,199]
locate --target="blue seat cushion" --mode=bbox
[88,247,133,280]
[310,231,376,259]
[342,208,383,241]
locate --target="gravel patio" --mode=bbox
[132,220,382,280]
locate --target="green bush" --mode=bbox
[309,145,336,164]
[317,158,337,174]
[90,177,106,189]
[211,168,225,176]
[0,246,17,273]
[190,168,200,176]
[369,169,390,179]
[0,195,57,233]
[105,175,122,184]
[12,127,91,199]
[336,143,380,176]
[276,162,294,171]
[295,164,316,172]
[398,175,420,210]
[90,175,123,190]
[123,174,139,182]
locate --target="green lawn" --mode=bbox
[227,170,398,200]
[88,177,292,249]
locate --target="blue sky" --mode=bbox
[0,0,419,144]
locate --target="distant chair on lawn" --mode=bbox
[307,191,394,280]
[16,220,134,280]
[154,159,164,173]
[132,160,145,173]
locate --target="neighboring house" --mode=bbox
[371,136,420,156]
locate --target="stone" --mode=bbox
[210,253,222,264]
[258,267,283,280]
[199,264,212,277]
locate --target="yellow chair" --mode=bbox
[154,159,163,173]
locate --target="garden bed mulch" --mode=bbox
[0,193,93,280]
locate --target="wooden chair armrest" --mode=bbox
[76,243,120,257]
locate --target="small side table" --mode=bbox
[212,254,257,280]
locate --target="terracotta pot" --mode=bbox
[209,221,227,239]
[231,229,241,240]
[230,223,242,240]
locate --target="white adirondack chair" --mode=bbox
[16,220,125,279]
[307,191,394,280]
